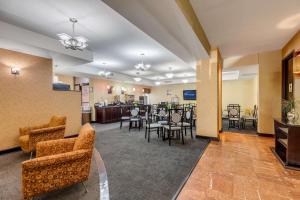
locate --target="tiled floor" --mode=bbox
[177,132,300,200]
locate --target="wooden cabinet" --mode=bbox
[274,119,300,169]
[95,106,122,123]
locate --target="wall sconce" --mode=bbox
[133,87,136,92]
[11,67,20,75]
[107,85,113,94]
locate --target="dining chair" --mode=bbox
[242,105,258,129]
[157,109,168,125]
[120,107,130,129]
[129,108,141,131]
[227,104,241,129]
[178,107,194,139]
[163,108,184,146]
[144,111,162,142]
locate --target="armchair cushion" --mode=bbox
[49,116,66,127]
[73,123,95,151]
[36,138,76,158]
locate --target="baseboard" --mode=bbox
[257,132,274,137]
[0,146,21,155]
[172,138,210,200]
[196,135,220,141]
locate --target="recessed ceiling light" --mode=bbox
[133,77,142,82]
[155,81,161,85]
[182,79,188,83]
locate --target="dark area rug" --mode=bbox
[94,127,209,200]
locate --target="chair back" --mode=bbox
[49,116,66,127]
[168,109,184,126]
[73,123,95,151]
[131,109,139,117]
[227,104,240,119]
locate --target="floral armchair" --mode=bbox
[22,123,96,200]
[19,116,66,155]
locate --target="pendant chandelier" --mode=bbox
[57,18,88,51]
[134,53,151,72]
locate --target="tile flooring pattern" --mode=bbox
[177,132,300,200]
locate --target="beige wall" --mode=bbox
[0,48,81,151]
[150,83,196,104]
[258,50,282,134]
[222,78,258,111]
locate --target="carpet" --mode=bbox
[94,126,209,200]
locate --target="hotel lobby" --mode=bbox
[1,0,300,200]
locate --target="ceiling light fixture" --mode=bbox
[98,71,113,78]
[135,53,151,72]
[155,81,161,85]
[165,67,174,78]
[11,67,20,75]
[133,77,142,82]
[182,79,188,83]
[57,18,88,51]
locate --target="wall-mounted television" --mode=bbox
[183,90,196,100]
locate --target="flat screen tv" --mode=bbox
[183,90,196,100]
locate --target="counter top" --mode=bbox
[274,118,300,127]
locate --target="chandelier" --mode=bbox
[134,53,151,72]
[57,18,88,51]
[98,71,114,78]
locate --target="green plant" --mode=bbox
[282,98,297,116]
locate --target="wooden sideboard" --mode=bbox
[273,119,300,170]
[95,106,122,124]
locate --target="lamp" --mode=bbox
[11,67,20,75]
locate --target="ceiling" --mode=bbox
[191,0,300,58]
[1,0,299,84]
[0,0,202,86]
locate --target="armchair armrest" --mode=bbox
[19,123,49,136]
[22,149,91,170]
[36,138,76,157]
[30,125,65,135]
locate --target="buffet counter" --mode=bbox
[95,105,133,124]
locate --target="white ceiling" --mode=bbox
[0,0,202,86]
[191,0,300,58]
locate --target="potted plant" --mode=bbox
[282,98,299,123]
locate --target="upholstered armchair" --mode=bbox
[22,123,96,200]
[19,116,67,156]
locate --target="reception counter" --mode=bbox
[273,118,300,170]
[95,105,136,124]
[94,105,148,124]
